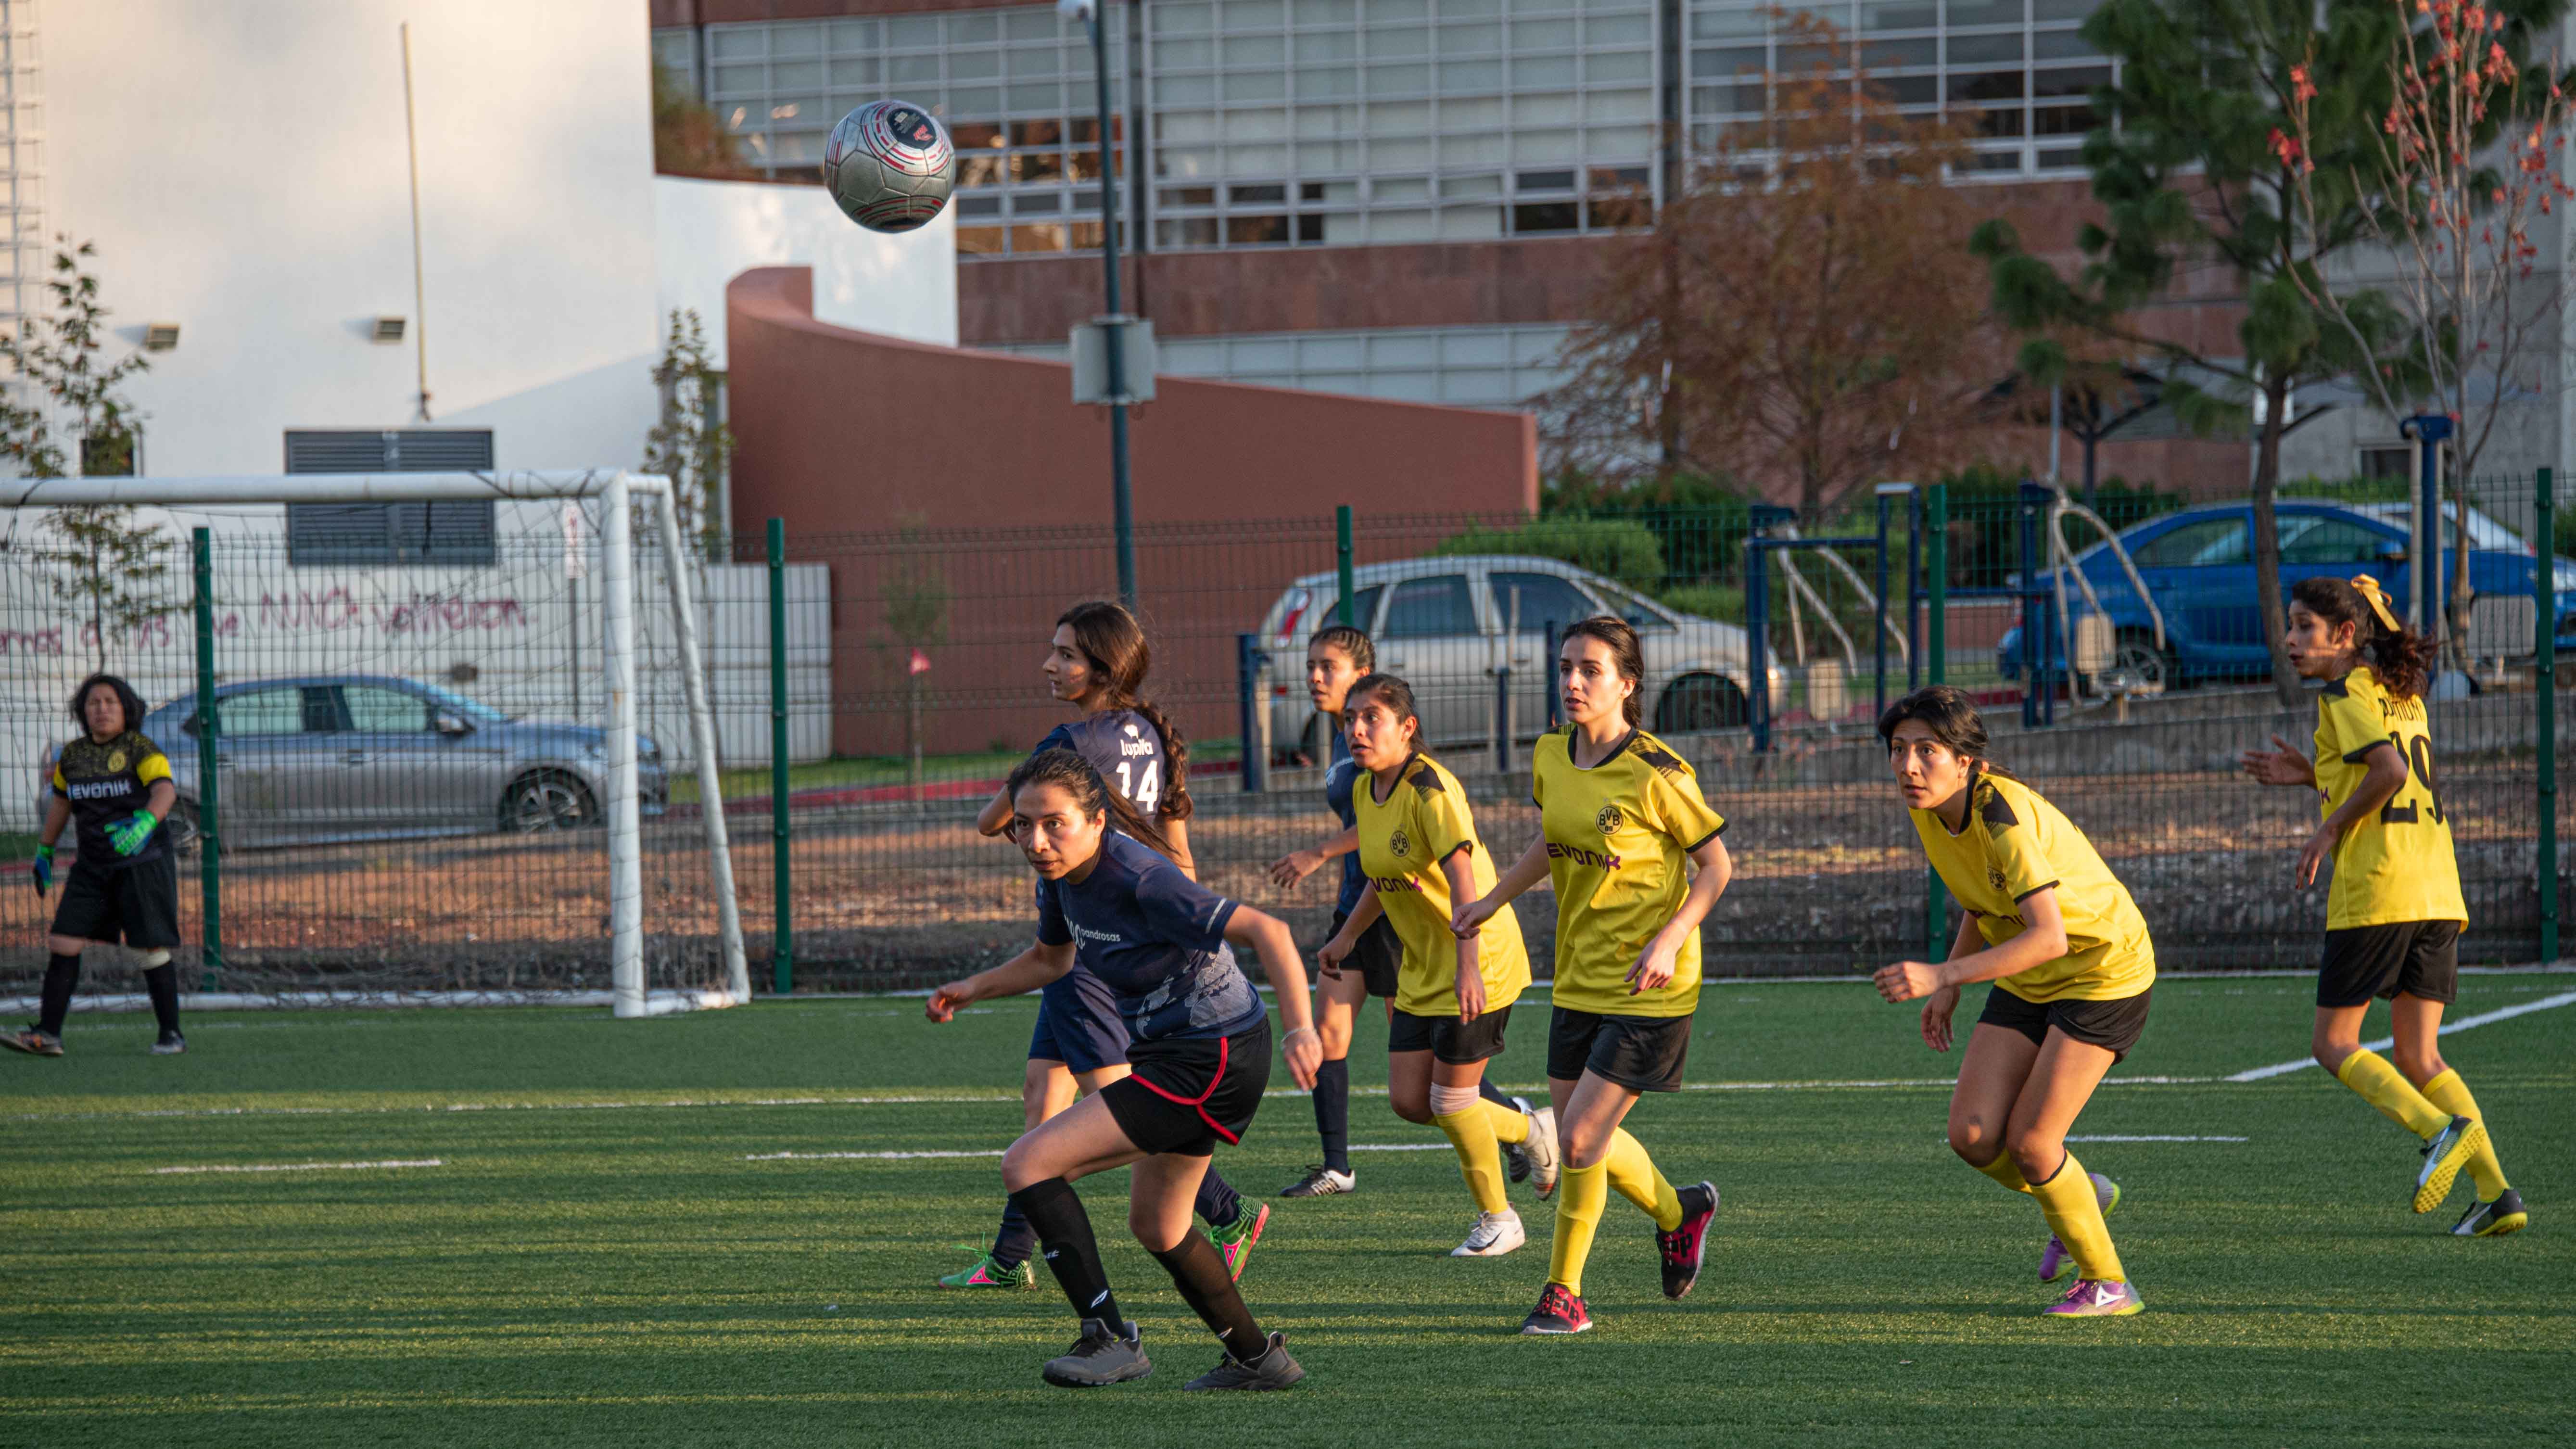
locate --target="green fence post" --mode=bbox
[768,518,793,996]
[2537,470,2559,964]
[1924,484,1950,963]
[191,528,221,990]
[1335,504,1355,625]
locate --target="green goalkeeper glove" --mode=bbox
[108,811,158,857]
[29,843,51,893]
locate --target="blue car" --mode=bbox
[1995,499,2576,690]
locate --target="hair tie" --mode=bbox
[2348,575,2400,632]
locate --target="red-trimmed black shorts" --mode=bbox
[1099,1020,1273,1158]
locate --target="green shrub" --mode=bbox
[1657,583,1745,623]
[1434,515,1666,592]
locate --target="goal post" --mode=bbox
[0,468,749,1016]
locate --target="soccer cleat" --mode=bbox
[2451,1187,2528,1238]
[2040,1172,2122,1284]
[1519,1283,1592,1335]
[1182,1330,1306,1391]
[1658,1180,1719,1300]
[937,1250,1034,1289]
[151,1031,186,1056]
[1451,1208,1526,1257]
[2043,1278,2144,1317]
[1211,1201,1269,1282]
[1516,1096,1561,1198]
[2415,1115,2488,1214]
[0,1028,63,1057]
[1279,1165,1356,1197]
[1040,1318,1153,1388]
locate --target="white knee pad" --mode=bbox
[140,949,172,969]
[1427,1082,1485,1118]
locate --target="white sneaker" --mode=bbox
[1520,1100,1561,1198]
[1451,1209,1526,1257]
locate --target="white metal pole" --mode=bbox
[644,478,749,1004]
[400,21,432,422]
[603,472,644,1016]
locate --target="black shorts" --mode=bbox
[1028,971,1129,1074]
[50,855,182,951]
[1386,1003,1513,1065]
[1099,1020,1273,1158]
[1978,986,2151,1062]
[1548,1006,1692,1093]
[1329,907,1402,1000]
[2319,920,2461,1008]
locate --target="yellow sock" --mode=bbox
[1433,1109,1510,1214]
[2030,1151,2124,1283]
[2418,1068,2509,1199]
[1605,1128,1683,1231]
[1549,1160,1608,1296]
[2335,1048,2450,1138]
[1974,1152,2034,1195]
[1485,1098,1531,1144]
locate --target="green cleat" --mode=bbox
[937,1249,1034,1289]
[1210,1202,1269,1283]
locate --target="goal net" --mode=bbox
[0,470,748,1015]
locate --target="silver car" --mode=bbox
[44,674,666,850]
[1254,555,1779,758]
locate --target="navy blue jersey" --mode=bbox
[1035,831,1263,1042]
[1321,724,1365,915]
[1036,709,1168,818]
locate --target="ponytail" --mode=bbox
[1058,600,1193,823]
[2291,575,2438,701]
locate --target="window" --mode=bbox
[2360,446,2412,482]
[2133,517,2249,568]
[283,430,496,566]
[1486,571,1598,632]
[343,685,432,732]
[214,689,304,737]
[2281,516,2392,566]
[1590,578,1677,631]
[1381,574,1478,637]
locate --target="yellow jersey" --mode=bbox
[1352,751,1531,1018]
[1909,771,2155,1004]
[1532,726,1727,1018]
[2312,667,2466,928]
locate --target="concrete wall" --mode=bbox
[654,176,958,365]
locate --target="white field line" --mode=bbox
[747,1149,1004,1161]
[2066,1134,2248,1143]
[2227,989,2576,1082]
[151,1158,444,1175]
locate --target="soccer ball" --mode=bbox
[823,101,956,234]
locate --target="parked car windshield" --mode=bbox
[2134,517,2249,567]
[1588,579,1678,630]
[411,683,511,725]
[1486,570,1598,633]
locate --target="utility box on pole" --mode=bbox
[1070,316,1156,406]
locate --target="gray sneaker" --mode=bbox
[1041,1318,1152,1388]
[1183,1331,1306,1391]
[2415,1115,2487,1214]
[152,1031,186,1056]
[0,1028,63,1057]
[1518,1097,1561,1198]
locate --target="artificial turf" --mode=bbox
[2,975,2569,1448]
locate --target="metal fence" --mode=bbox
[2,473,2565,995]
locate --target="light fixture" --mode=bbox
[142,322,180,351]
[374,316,407,343]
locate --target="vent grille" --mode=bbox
[283,430,496,566]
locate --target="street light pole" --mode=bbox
[1069,0,1137,609]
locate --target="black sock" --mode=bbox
[990,1197,1037,1271]
[1312,1056,1351,1174]
[142,964,180,1037]
[38,954,79,1037]
[1478,1078,1517,1110]
[1008,1177,1121,1327]
[1148,1230,1268,1361]
[1194,1166,1242,1230]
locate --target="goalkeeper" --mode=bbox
[4,673,187,1057]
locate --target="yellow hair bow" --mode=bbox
[2348,574,2400,632]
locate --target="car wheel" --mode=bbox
[501,771,597,833]
[1653,673,1748,734]
[2083,630,2172,698]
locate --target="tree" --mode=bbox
[653,64,757,180]
[643,308,734,560]
[0,237,173,671]
[2280,0,2573,655]
[1550,11,1994,521]
[878,516,949,803]
[1972,0,2447,706]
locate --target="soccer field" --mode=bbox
[4,977,2570,1449]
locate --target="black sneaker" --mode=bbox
[2451,1187,2529,1238]
[1182,1330,1305,1391]
[1658,1181,1719,1300]
[152,1031,186,1056]
[1279,1165,1355,1197]
[1519,1282,1591,1335]
[1040,1318,1151,1388]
